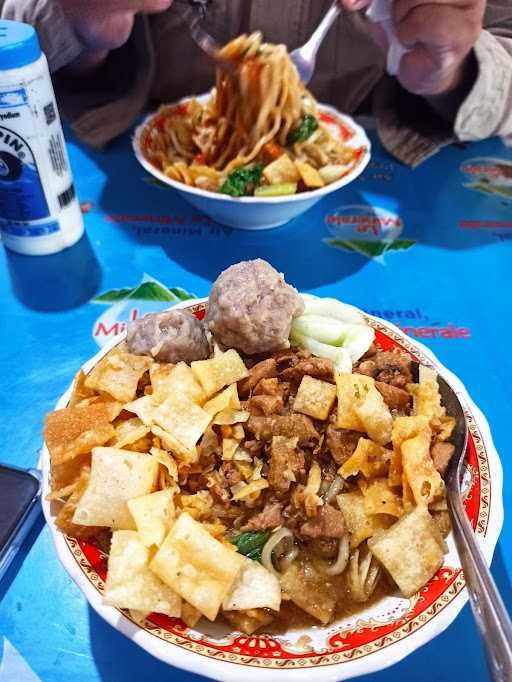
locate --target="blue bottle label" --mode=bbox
[0,88,50,222]
[0,218,59,237]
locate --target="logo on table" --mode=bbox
[91,274,196,348]
[461,157,512,203]
[324,204,415,262]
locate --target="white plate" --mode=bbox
[132,95,371,230]
[40,297,503,682]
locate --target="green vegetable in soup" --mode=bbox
[232,531,270,562]
[219,163,264,197]
[286,114,319,145]
[254,182,298,197]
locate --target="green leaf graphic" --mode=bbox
[126,282,179,302]
[325,239,415,258]
[467,182,512,198]
[386,239,417,252]
[94,282,196,304]
[94,288,135,303]
[168,287,196,302]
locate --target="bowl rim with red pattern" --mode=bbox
[39,296,504,682]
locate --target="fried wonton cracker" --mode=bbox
[46,481,78,502]
[294,160,324,188]
[181,602,202,628]
[112,417,150,449]
[73,447,159,529]
[293,376,337,421]
[263,153,300,184]
[150,446,178,481]
[304,459,323,517]
[222,557,281,612]
[191,349,249,398]
[339,438,390,480]
[45,401,121,491]
[433,415,456,443]
[213,409,250,425]
[337,491,394,548]
[54,467,104,541]
[363,478,404,518]
[104,530,181,617]
[124,396,155,425]
[45,402,121,463]
[179,490,213,520]
[152,395,211,451]
[203,384,240,416]
[151,425,198,464]
[128,488,176,547]
[231,479,269,501]
[222,437,241,461]
[84,347,153,403]
[336,373,392,445]
[401,430,444,506]
[68,369,96,407]
[368,505,447,597]
[150,512,243,621]
[408,366,445,423]
[389,415,430,487]
[151,362,205,405]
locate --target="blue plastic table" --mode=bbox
[1,122,511,682]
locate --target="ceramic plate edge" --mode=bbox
[39,297,504,682]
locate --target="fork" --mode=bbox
[290,0,411,84]
[289,1,341,85]
[437,374,512,681]
[173,0,236,73]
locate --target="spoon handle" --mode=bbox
[448,492,512,681]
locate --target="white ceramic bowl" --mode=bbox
[40,297,503,682]
[132,95,371,230]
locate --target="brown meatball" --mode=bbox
[206,259,304,355]
[127,309,209,363]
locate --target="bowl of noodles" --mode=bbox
[133,33,370,230]
[40,259,504,682]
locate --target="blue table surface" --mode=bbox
[0,122,511,682]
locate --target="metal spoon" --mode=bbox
[289,1,341,85]
[437,374,512,681]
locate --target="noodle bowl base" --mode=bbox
[133,95,371,231]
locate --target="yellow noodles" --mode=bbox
[142,33,365,195]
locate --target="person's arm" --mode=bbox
[341,0,512,165]
[1,0,83,72]
[0,1,172,148]
[450,22,512,142]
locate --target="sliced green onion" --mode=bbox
[254,182,298,197]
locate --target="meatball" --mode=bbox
[127,309,210,363]
[206,259,304,355]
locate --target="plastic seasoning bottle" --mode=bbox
[0,20,83,255]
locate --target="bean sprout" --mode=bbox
[262,528,296,576]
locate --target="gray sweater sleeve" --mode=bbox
[375,21,512,167]
[0,0,155,149]
[1,0,83,72]
[455,29,512,142]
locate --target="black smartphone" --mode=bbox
[0,464,42,581]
